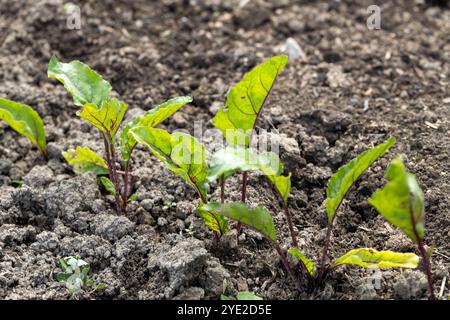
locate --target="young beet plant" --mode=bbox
[284,138,422,290]
[0,97,48,159]
[130,56,425,295]
[47,55,192,212]
[369,157,436,299]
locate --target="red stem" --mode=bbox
[220,174,225,203]
[283,201,298,248]
[103,134,123,212]
[122,160,131,212]
[236,172,248,232]
[273,242,294,278]
[318,224,332,284]
[409,194,435,300]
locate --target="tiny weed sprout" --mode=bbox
[48,55,191,212]
[57,256,104,295]
[0,97,48,159]
[369,157,436,299]
[221,291,263,300]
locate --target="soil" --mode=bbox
[0,0,449,300]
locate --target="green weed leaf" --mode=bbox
[130,127,209,200]
[197,203,230,236]
[202,202,276,241]
[120,96,192,161]
[78,98,127,137]
[213,55,288,146]
[62,146,108,175]
[369,157,425,242]
[48,55,111,107]
[288,248,315,277]
[99,176,116,196]
[326,137,396,224]
[0,98,47,157]
[236,292,263,300]
[334,248,419,269]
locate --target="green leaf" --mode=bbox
[236,291,263,300]
[220,294,232,300]
[197,203,230,236]
[120,96,192,161]
[48,55,111,107]
[325,137,396,224]
[95,282,105,291]
[140,96,193,127]
[128,193,138,203]
[213,55,288,147]
[78,98,127,137]
[59,258,69,271]
[288,248,315,278]
[62,146,108,175]
[208,145,282,181]
[267,173,291,204]
[56,273,72,282]
[208,145,290,203]
[0,98,47,157]
[201,202,276,241]
[99,176,116,196]
[334,248,419,269]
[11,179,25,187]
[130,127,209,200]
[369,157,425,242]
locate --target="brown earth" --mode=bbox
[0,0,449,300]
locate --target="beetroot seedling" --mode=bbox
[212,55,288,231]
[317,137,396,282]
[48,55,191,212]
[283,137,420,289]
[369,157,436,299]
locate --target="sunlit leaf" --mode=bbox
[288,248,315,277]
[334,248,419,269]
[130,127,209,199]
[202,202,276,241]
[48,55,111,107]
[140,96,193,127]
[197,203,230,236]
[0,98,47,157]
[99,176,116,196]
[120,96,192,161]
[208,145,290,203]
[62,146,108,175]
[78,98,127,137]
[369,157,425,242]
[326,137,396,224]
[220,294,231,300]
[213,55,288,147]
[267,173,291,204]
[208,145,282,181]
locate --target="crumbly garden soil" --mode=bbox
[0,0,449,300]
